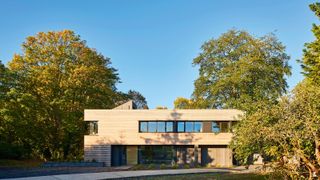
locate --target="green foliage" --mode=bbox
[192,29,291,111]
[160,163,166,169]
[127,90,148,109]
[301,3,320,84]
[1,30,123,160]
[231,80,320,178]
[173,97,195,109]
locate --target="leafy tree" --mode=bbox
[156,106,168,109]
[231,80,320,179]
[174,97,195,109]
[5,30,121,160]
[127,90,148,109]
[192,29,291,111]
[301,3,320,84]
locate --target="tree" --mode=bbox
[231,80,320,179]
[301,3,320,84]
[173,97,195,109]
[127,90,148,109]
[5,30,121,160]
[192,29,291,111]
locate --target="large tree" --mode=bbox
[4,30,121,160]
[191,29,291,111]
[231,80,320,179]
[301,2,320,84]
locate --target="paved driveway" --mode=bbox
[1,168,238,180]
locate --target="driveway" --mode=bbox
[1,168,240,180]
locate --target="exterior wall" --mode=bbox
[84,109,243,166]
[84,143,111,166]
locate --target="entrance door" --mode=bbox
[111,145,127,166]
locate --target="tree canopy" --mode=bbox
[301,3,320,84]
[191,29,291,111]
[0,30,127,160]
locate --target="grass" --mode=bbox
[139,172,270,180]
[0,159,43,168]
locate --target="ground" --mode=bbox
[0,159,270,179]
[139,173,270,180]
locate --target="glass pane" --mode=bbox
[212,122,220,133]
[86,121,98,135]
[194,122,202,132]
[177,122,185,132]
[140,122,148,132]
[148,122,157,132]
[220,122,229,132]
[185,122,193,132]
[157,122,165,132]
[166,122,173,132]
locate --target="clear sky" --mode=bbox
[0,0,317,109]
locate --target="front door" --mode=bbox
[111,145,127,166]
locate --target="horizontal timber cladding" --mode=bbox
[200,145,233,167]
[84,109,242,146]
[84,143,111,166]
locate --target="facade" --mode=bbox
[84,101,243,167]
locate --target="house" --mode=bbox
[84,101,243,167]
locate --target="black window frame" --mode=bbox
[86,121,98,135]
[139,121,148,133]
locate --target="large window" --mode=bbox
[138,121,234,133]
[139,122,148,132]
[157,122,166,132]
[148,122,157,132]
[185,122,193,132]
[86,121,98,135]
[177,122,185,132]
[166,122,174,132]
[212,121,231,133]
[194,122,202,132]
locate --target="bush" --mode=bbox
[160,163,166,169]
[171,163,179,169]
[131,164,145,170]
[147,164,156,169]
[183,164,190,169]
[0,142,29,159]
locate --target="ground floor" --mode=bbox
[110,145,233,167]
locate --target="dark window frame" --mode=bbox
[86,121,98,135]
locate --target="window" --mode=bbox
[185,122,193,132]
[220,122,229,132]
[157,122,165,132]
[177,122,185,132]
[166,122,173,132]
[212,121,231,133]
[148,122,157,132]
[86,121,98,135]
[212,122,220,133]
[140,122,148,132]
[194,122,202,132]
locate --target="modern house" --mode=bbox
[84,101,243,167]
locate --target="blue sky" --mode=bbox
[0,0,317,109]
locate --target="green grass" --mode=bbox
[0,159,43,168]
[139,172,270,180]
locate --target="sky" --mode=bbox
[0,0,317,109]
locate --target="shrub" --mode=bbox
[183,164,190,169]
[147,164,155,169]
[160,163,166,169]
[171,163,179,169]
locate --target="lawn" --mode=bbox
[139,172,271,180]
